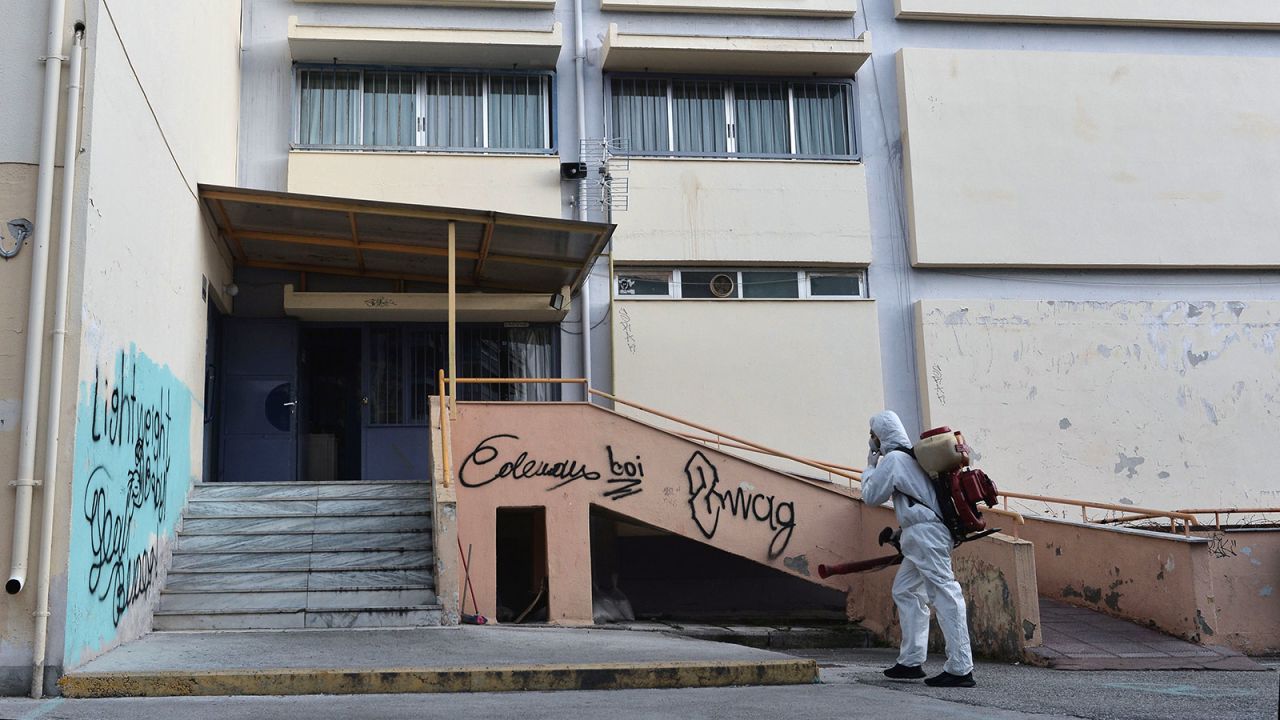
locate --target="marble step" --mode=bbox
[183,499,431,518]
[158,587,437,613]
[177,532,431,553]
[190,482,430,501]
[152,605,443,631]
[180,514,430,536]
[170,550,433,572]
[164,568,434,593]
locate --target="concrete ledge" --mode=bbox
[60,659,818,698]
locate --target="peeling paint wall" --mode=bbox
[916,299,1280,508]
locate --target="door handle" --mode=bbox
[282,401,298,407]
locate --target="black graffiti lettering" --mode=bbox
[1208,532,1237,559]
[82,354,171,626]
[604,446,644,501]
[459,434,601,489]
[684,451,796,559]
[457,435,644,500]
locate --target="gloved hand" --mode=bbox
[866,447,880,469]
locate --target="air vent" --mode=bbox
[709,273,736,298]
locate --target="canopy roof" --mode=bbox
[199,184,614,294]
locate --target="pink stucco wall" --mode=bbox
[1020,517,1280,653]
[435,401,1041,662]
[443,402,864,624]
[1200,528,1280,655]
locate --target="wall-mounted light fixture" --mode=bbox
[549,285,571,311]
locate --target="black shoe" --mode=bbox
[924,671,976,687]
[883,663,926,680]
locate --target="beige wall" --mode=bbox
[895,0,1280,29]
[898,48,1280,268]
[288,152,563,218]
[915,300,1280,510]
[602,0,856,17]
[612,160,871,265]
[612,300,882,473]
[58,0,240,671]
[0,163,69,692]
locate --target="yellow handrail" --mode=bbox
[1000,490,1195,536]
[589,388,863,486]
[437,369,450,489]
[430,376,1233,541]
[446,378,590,385]
[1177,507,1280,531]
[673,431,862,484]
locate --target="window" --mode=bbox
[370,324,561,426]
[608,76,856,159]
[616,269,866,299]
[296,66,553,152]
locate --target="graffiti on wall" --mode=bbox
[684,451,795,559]
[66,347,191,667]
[458,434,644,501]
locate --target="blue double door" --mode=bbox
[217,319,434,483]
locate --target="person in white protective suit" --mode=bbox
[861,410,976,688]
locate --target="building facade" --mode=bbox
[1,0,1279,696]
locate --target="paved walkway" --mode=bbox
[61,626,815,697]
[1030,598,1261,670]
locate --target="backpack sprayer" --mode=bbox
[817,426,1001,579]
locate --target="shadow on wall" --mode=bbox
[63,346,193,669]
[592,508,846,622]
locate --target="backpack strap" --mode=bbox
[884,449,946,523]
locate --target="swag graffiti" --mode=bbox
[684,451,796,559]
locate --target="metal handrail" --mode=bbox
[437,369,451,488]
[432,376,1235,540]
[673,431,862,487]
[588,388,863,486]
[1177,507,1280,531]
[1000,490,1195,536]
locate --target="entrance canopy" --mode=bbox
[199,184,614,294]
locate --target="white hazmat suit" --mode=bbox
[861,411,974,677]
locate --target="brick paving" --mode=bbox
[1028,598,1262,670]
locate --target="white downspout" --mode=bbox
[8,0,69,597]
[30,23,84,699]
[573,0,592,401]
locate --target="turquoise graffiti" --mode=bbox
[65,346,191,666]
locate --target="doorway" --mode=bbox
[300,327,362,482]
[495,507,549,623]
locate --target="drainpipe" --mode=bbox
[9,0,69,597]
[573,0,592,400]
[29,23,84,699]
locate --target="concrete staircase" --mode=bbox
[155,481,440,631]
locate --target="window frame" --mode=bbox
[605,72,859,161]
[613,268,868,300]
[292,63,558,155]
